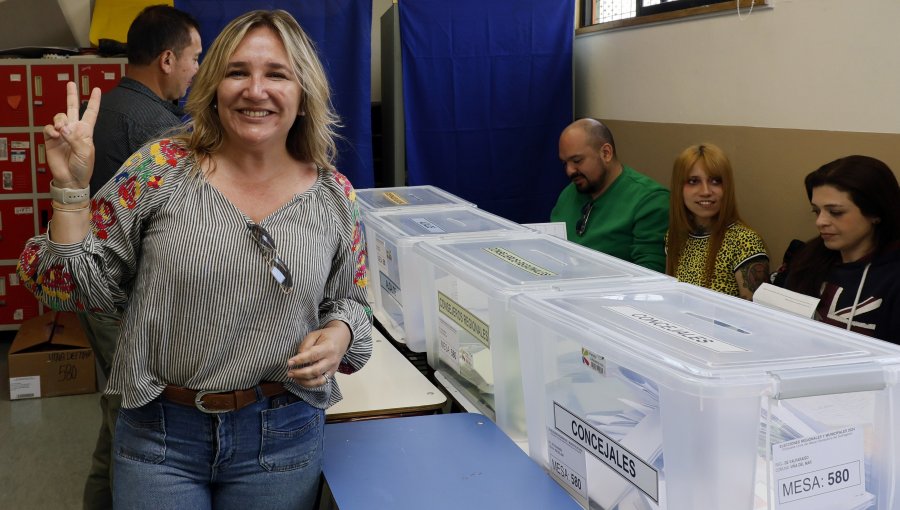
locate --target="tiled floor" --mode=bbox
[0,338,100,510]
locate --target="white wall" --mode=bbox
[58,0,93,47]
[0,0,92,49]
[573,0,900,134]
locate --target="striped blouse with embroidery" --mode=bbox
[17,139,372,409]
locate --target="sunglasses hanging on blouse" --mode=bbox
[248,223,294,294]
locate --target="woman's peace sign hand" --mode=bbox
[43,82,101,190]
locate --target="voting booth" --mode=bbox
[511,283,900,510]
[416,233,670,441]
[363,206,528,350]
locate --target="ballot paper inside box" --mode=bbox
[415,233,670,443]
[511,283,900,510]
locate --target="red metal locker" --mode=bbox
[0,199,36,260]
[0,132,33,194]
[31,63,75,127]
[77,63,123,100]
[0,264,41,326]
[34,133,51,193]
[0,64,29,127]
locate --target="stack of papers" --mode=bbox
[753,283,819,319]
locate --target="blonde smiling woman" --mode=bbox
[17,10,371,510]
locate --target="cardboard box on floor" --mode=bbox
[8,311,96,400]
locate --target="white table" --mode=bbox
[326,328,445,422]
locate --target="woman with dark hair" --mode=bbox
[666,143,769,299]
[785,155,900,343]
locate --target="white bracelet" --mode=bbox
[50,179,90,204]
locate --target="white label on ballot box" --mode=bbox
[554,402,659,502]
[411,217,445,234]
[437,317,460,372]
[772,426,865,509]
[548,428,588,500]
[606,306,748,353]
[379,271,402,304]
[375,237,389,268]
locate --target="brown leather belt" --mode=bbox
[162,382,287,414]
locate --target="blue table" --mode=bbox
[322,412,581,509]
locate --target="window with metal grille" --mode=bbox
[581,0,764,31]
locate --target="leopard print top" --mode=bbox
[669,223,767,296]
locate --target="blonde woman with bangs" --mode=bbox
[18,10,371,509]
[666,143,769,299]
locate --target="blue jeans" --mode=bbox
[113,388,323,510]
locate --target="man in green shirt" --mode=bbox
[551,118,669,272]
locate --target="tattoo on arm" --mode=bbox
[737,258,771,297]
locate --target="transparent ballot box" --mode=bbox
[415,233,670,441]
[510,283,900,510]
[354,186,475,307]
[355,185,474,213]
[364,206,529,351]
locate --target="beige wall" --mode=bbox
[573,0,900,264]
[608,121,900,264]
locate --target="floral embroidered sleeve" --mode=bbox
[16,140,188,313]
[319,169,372,377]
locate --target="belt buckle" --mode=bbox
[194,389,231,414]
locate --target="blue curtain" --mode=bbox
[174,0,374,187]
[399,0,572,223]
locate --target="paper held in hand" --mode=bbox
[753,283,819,319]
